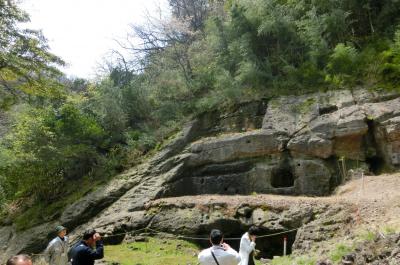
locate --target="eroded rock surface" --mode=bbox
[145,195,355,258]
[2,89,400,262]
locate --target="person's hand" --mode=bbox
[221,243,231,251]
[93,232,101,241]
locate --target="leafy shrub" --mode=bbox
[380,28,400,85]
[326,43,360,86]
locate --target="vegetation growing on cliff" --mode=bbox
[1,0,400,224]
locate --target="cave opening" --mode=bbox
[252,229,297,259]
[319,104,338,115]
[365,155,385,174]
[271,167,294,188]
[194,228,297,260]
[365,118,386,174]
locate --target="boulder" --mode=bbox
[335,105,368,138]
[188,130,287,166]
[293,159,332,196]
[292,205,353,254]
[288,133,333,159]
[262,95,319,136]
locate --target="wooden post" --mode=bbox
[361,171,365,196]
[283,236,287,256]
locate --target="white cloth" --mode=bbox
[44,236,69,265]
[198,245,241,265]
[238,233,256,265]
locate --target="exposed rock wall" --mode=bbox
[161,89,400,198]
[1,89,400,263]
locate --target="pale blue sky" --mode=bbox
[20,0,168,78]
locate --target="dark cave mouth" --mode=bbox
[252,229,297,259]
[194,229,297,260]
[366,155,385,175]
[271,167,295,188]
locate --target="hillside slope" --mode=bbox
[1,88,400,264]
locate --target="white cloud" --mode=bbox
[20,0,168,78]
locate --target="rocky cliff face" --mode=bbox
[1,89,400,262]
[161,89,400,198]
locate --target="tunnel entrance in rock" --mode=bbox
[271,167,294,188]
[194,229,297,260]
[365,118,385,174]
[366,155,385,174]
[253,229,297,259]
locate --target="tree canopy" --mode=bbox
[0,0,64,109]
[1,0,400,228]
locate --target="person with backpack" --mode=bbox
[198,229,241,265]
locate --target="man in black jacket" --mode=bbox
[69,229,104,265]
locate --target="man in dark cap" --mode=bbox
[44,225,69,265]
[69,229,103,265]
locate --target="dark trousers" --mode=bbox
[248,251,255,265]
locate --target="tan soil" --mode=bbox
[151,172,400,230]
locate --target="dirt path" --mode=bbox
[152,172,400,230]
[334,173,400,229]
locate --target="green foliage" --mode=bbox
[84,79,128,144]
[3,0,400,230]
[329,243,353,263]
[357,230,376,242]
[0,103,106,201]
[0,0,65,107]
[380,28,400,85]
[326,43,360,86]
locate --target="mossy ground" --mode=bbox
[11,176,107,230]
[104,237,264,265]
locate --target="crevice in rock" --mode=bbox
[364,118,385,174]
[271,151,295,189]
[318,104,338,115]
[349,88,358,105]
[327,156,342,191]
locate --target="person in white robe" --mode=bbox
[238,226,258,265]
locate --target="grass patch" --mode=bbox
[383,225,397,235]
[329,243,353,263]
[357,230,376,242]
[104,237,267,265]
[104,237,199,265]
[270,255,316,265]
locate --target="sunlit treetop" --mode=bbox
[0,0,65,106]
